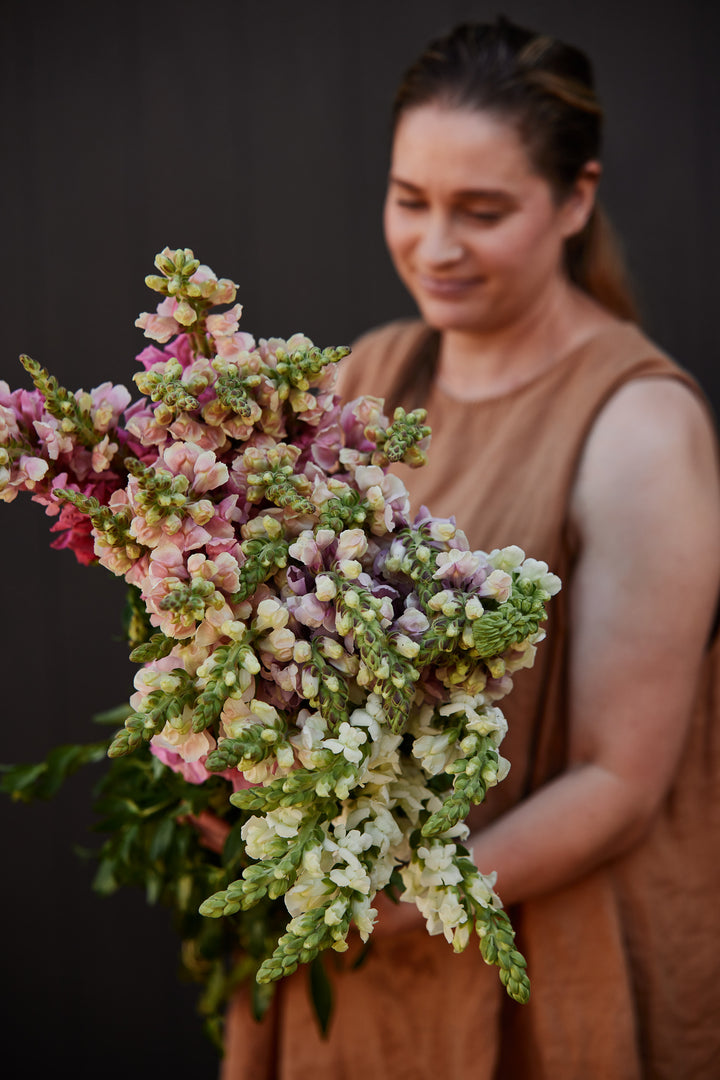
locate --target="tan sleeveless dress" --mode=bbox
[222,321,720,1080]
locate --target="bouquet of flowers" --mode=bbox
[0,247,559,1044]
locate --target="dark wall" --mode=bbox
[1,1,717,1075]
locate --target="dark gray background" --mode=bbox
[1,1,717,1075]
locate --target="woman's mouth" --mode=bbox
[417,274,485,297]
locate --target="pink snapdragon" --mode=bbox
[340,395,387,453]
[354,465,410,534]
[136,334,195,373]
[86,382,133,433]
[135,297,181,343]
[207,304,243,340]
[160,441,229,495]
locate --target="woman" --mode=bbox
[222,18,720,1078]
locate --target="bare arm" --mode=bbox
[467,377,720,905]
[376,376,720,931]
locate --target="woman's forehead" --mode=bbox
[390,104,539,193]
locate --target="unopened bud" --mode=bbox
[315,574,337,601]
[293,640,312,663]
[465,597,484,620]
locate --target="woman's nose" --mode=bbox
[417,216,464,265]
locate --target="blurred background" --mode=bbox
[1,0,717,1074]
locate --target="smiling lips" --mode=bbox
[417,274,486,297]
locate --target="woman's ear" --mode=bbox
[562,160,602,237]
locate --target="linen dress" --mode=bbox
[223,320,720,1080]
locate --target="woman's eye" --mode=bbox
[395,199,426,211]
[467,210,502,223]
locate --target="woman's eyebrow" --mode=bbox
[388,175,514,202]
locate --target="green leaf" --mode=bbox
[149,815,176,863]
[41,745,95,799]
[308,954,334,1037]
[92,858,119,896]
[350,941,372,971]
[222,819,246,872]
[93,703,133,726]
[176,873,194,911]
[384,868,404,903]
[0,741,108,802]
[251,977,276,1023]
[146,871,162,905]
[0,762,48,799]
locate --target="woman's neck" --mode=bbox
[436,281,617,402]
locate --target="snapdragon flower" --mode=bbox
[3,247,549,1011]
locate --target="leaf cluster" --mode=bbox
[1,733,287,1048]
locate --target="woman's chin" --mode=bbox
[416,300,500,336]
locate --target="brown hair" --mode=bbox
[392,17,639,323]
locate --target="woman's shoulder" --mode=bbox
[561,316,710,423]
[351,317,429,352]
[335,318,432,401]
[571,327,720,547]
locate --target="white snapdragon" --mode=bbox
[240,759,279,784]
[290,709,327,771]
[301,844,325,877]
[265,806,304,839]
[241,815,277,860]
[412,730,458,775]
[503,639,538,674]
[388,761,439,823]
[360,733,403,788]
[253,597,290,633]
[328,864,372,894]
[285,871,333,917]
[351,896,378,941]
[323,897,349,927]
[517,557,562,596]
[368,850,398,892]
[360,805,403,854]
[428,588,461,615]
[348,704,382,742]
[440,819,471,843]
[322,721,368,765]
[486,545,525,572]
[466,869,501,910]
[463,703,508,743]
[416,843,464,888]
[451,918,472,952]
[399,853,469,944]
[325,833,373,895]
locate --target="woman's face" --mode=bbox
[383,104,595,337]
